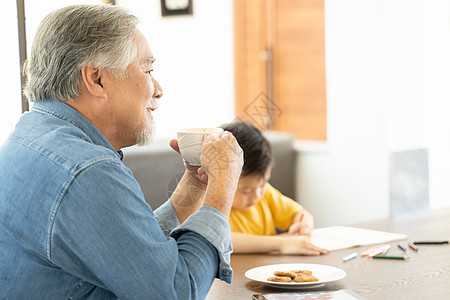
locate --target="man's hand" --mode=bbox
[200,131,243,187]
[169,139,208,223]
[170,139,208,186]
[199,131,243,218]
[168,132,243,222]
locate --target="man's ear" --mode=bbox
[80,65,105,98]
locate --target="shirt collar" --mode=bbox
[31,99,123,161]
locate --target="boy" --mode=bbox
[222,122,328,255]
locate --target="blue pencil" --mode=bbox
[342,252,358,262]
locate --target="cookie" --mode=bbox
[273,271,297,278]
[291,270,312,275]
[267,276,292,282]
[294,273,319,282]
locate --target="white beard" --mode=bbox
[136,112,155,146]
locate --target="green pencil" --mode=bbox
[372,255,409,260]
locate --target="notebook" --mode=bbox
[310,226,408,251]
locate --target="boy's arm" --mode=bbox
[231,232,327,255]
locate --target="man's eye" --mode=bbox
[146,70,153,75]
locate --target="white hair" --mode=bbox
[23,4,139,102]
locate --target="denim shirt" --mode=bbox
[0,99,232,299]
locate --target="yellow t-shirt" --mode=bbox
[229,183,303,235]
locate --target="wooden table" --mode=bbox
[207,208,450,299]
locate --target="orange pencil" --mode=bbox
[299,214,304,222]
[408,242,419,251]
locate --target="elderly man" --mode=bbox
[0,4,242,299]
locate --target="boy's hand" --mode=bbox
[288,210,314,236]
[288,222,313,236]
[279,236,328,255]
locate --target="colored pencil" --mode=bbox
[413,241,448,245]
[361,244,390,257]
[408,242,419,251]
[397,243,407,251]
[343,252,358,262]
[366,245,391,257]
[372,255,409,260]
[299,214,304,222]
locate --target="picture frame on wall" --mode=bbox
[161,0,193,16]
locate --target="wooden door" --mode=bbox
[234,0,326,140]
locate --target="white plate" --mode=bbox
[245,263,346,289]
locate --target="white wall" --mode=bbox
[297,0,450,227]
[0,1,234,145]
[418,1,450,211]
[117,0,235,140]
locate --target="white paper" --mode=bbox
[310,226,408,251]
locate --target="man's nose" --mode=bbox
[153,77,163,99]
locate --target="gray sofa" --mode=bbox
[122,131,296,209]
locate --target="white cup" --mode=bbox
[177,127,224,166]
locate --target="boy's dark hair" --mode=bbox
[221,122,273,177]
